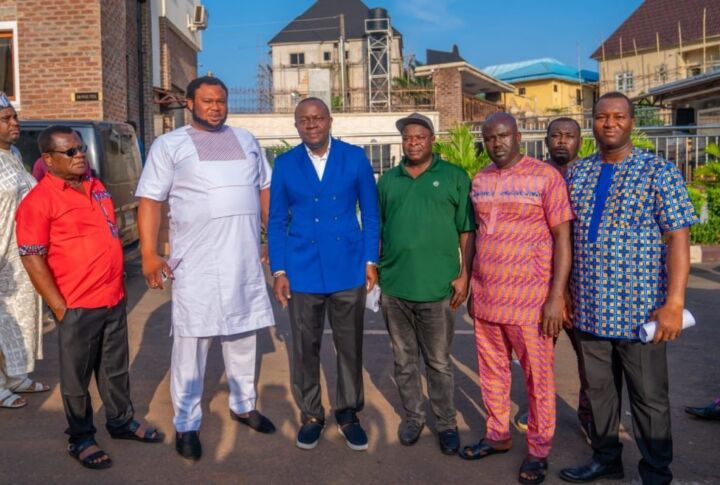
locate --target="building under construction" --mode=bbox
[267,0,404,113]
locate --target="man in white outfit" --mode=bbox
[136,76,275,461]
[0,91,49,410]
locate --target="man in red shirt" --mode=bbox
[15,126,162,470]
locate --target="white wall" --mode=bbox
[227,111,439,145]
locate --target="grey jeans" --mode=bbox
[381,294,456,431]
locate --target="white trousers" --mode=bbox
[171,330,257,432]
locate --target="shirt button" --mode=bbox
[332,195,337,200]
[314,197,319,202]
[337,236,341,241]
[334,216,338,221]
[311,240,316,244]
[314,218,319,223]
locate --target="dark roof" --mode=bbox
[425,45,464,65]
[592,0,720,60]
[269,0,401,45]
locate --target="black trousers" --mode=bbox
[381,295,457,431]
[575,329,673,485]
[288,285,366,423]
[57,301,134,444]
[563,327,595,426]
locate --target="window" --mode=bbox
[289,53,305,66]
[553,84,558,93]
[688,66,702,77]
[518,87,526,96]
[0,29,16,99]
[615,71,634,92]
[323,51,331,62]
[576,89,582,105]
[364,142,391,173]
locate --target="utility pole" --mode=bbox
[339,14,346,111]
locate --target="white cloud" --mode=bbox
[395,0,465,29]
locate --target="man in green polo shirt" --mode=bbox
[378,112,476,455]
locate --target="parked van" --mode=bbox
[16,120,142,246]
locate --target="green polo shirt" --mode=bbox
[378,154,476,302]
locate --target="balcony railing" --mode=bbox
[463,95,503,123]
[259,125,720,180]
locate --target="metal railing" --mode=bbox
[259,125,720,180]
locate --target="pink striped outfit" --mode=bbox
[470,156,573,458]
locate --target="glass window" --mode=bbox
[0,31,15,98]
[323,51,331,62]
[290,53,305,66]
[518,87,526,96]
[615,71,634,92]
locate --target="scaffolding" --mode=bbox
[365,15,392,112]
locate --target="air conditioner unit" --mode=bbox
[188,5,208,32]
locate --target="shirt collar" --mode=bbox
[304,137,332,161]
[487,154,530,173]
[399,153,441,176]
[46,172,93,190]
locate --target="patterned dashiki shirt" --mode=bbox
[470,156,574,326]
[566,148,698,340]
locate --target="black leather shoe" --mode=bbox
[398,420,425,446]
[685,401,720,420]
[438,427,460,455]
[230,409,276,434]
[175,431,201,461]
[560,460,624,483]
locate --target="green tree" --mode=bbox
[577,128,655,158]
[433,124,491,178]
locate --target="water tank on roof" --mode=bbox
[366,7,389,32]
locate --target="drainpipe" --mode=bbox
[137,0,147,155]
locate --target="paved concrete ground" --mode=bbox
[1,254,719,484]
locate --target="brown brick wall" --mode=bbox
[16,0,104,119]
[433,68,463,131]
[123,0,154,151]
[5,0,154,146]
[100,0,127,122]
[167,26,196,92]
[0,2,17,21]
[158,17,197,130]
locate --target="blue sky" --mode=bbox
[198,0,644,87]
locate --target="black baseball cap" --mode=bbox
[395,112,435,135]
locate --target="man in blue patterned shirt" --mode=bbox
[560,92,697,485]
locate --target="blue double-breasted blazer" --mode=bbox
[268,138,380,294]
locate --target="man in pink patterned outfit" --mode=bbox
[460,113,573,485]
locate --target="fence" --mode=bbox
[259,125,720,179]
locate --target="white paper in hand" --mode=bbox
[639,309,696,343]
[365,285,381,313]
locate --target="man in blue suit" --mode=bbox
[268,98,380,451]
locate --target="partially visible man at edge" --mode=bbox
[560,92,697,485]
[16,125,161,470]
[136,76,276,461]
[0,91,49,410]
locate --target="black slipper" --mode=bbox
[68,439,113,470]
[176,431,202,461]
[518,457,548,484]
[230,409,276,434]
[459,439,511,460]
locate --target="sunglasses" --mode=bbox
[49,144,87,157]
